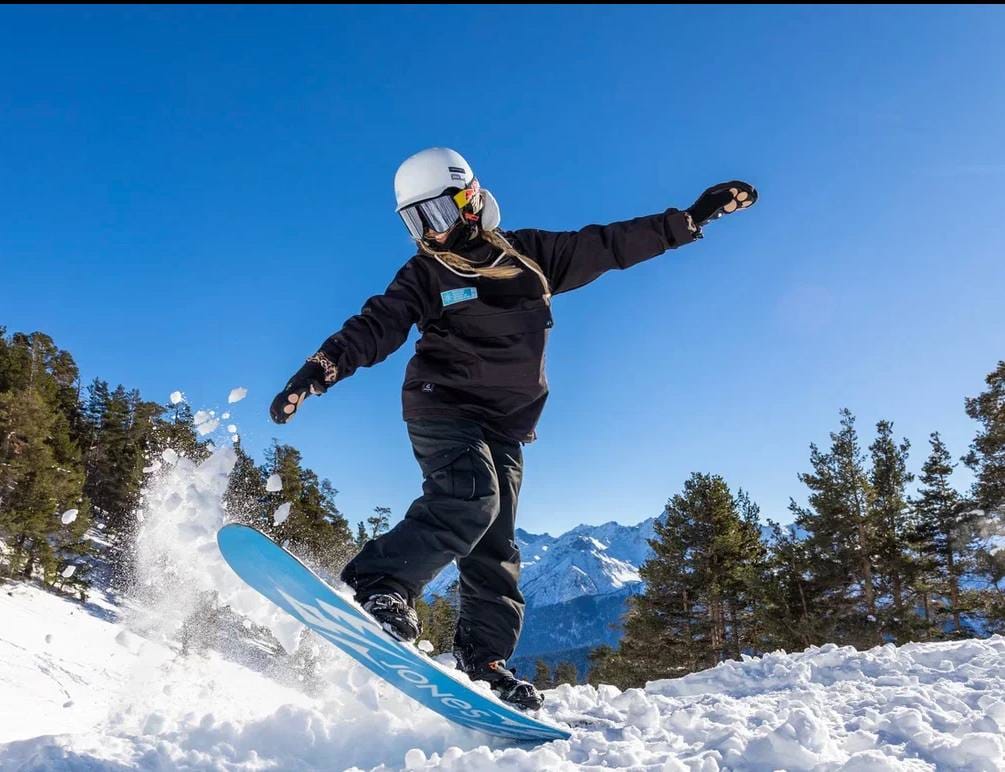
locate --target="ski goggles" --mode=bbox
[398,182,481,240]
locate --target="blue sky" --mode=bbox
[2,6,1003,535]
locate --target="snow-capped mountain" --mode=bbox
[423,518,659,607]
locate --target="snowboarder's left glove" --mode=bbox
[269,353,338,424]
[687,181,758,227]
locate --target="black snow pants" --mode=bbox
[340,416,525,666]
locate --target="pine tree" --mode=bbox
[586,645,622,687]
[965,361,1005,515]
[791,410,879,646]
[963,362,1005,633]
[368,506,391,538]
[608,473,767,686]
[151,401,208,463]
[533,660,553,690]
[869,420,915,640]
[354,521,369,549]
[553,661,578,686]
[261,442,355,578]
[758,521,830,651]
[912,432,970,636]
[223,446,267,524]
[416,595,458,655]
[0,331,92,590]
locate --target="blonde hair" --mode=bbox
[419,229,549,294]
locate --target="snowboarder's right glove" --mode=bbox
[687,181,758,228]
[269,353,338,424]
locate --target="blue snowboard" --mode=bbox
[217,524,571,742]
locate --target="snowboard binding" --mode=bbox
[361,592,421,643]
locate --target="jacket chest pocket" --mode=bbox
[447,302,553,339]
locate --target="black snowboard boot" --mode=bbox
[459,657,544,711]
[360,592,421,643]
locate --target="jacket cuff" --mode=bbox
[308,348,340,387]
[664,209,701,247]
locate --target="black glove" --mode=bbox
[687,181,758,227]
[269,360,327,425]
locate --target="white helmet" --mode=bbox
[393,147,501,240]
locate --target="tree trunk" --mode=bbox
[946,536,962,634]
[797,581,811,646]
[21,546,35,579]
[856,520,878,641]
[727,601,741,660]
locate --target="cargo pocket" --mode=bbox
[419,446,478,501]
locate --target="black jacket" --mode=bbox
[316,209,698,442]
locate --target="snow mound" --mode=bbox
[3,578,1003,771]
[3,447,1004,770]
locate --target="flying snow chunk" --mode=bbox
[228,387,248,404]
[230,434,239,444]
[60,509,78,525]
[143,460,162,474]
[162,449,179,466]
[273,503,291,526]
[222,412,230,420]
[266,474,283,493]
[417,640,434,654]
[61,565,76,578]
[194,416,220,437]
[169,391,185,405]
[227,424,237,434]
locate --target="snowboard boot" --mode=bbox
[360,592,421,643]
[459,657,544,711]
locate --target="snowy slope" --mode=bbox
[3,581,1005,771]
[3,447,1005,770]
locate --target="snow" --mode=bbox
[192,410,220,436]
[161,448,179,466]
[3,448,1005,771]
[3,584,1002,772]
[231,433,240,443]
[273,502,291,526]
[227,424,238,434]
[222,412,231,420]
[433,530,642,608]
[60,565,75,578]
[169,391,184,405]
[266,473,283,493]
[59,509,78,525]
[426,520,646,605]
[228,387,248,404]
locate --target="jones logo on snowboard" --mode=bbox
[217,524,570,742]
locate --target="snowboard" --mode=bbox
[216,524,571,742]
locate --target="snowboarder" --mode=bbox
[270,148,756,710]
